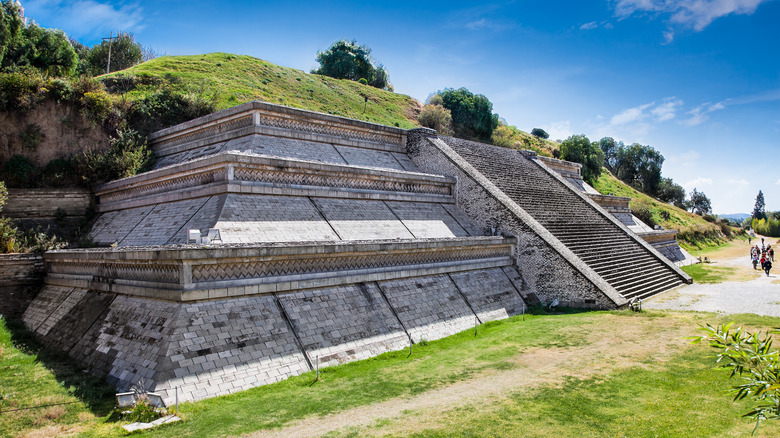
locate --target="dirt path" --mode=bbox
[243,314,696,438]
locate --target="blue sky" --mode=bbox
[20,0,780,214]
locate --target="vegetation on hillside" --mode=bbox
[311,40,390,90]
[592,170,736,250]
[108,53,420,129]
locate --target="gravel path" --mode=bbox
[645,246,780,316]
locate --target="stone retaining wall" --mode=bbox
[0,253,44,317]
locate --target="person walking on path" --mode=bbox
[765,257,773,277]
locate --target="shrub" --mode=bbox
[0,70,46,112]
[72,128,150,187]
[357,78,368,85]
[0,181,7,211]
[41,158,77,186]
[124,87,216,137]
[530,128,549,139]
[1,154,36,187]
[702,214,717,223]
[0,217,20,253]
[418,104,452,135]
[19,123,44,151]
[630,202,656,228]
[79,91,112,124]
[718,221,733,238]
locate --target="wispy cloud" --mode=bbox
[611,103,653,125]
[23,0,144,39]
[651,98,684,121]
[464,17,515,32]
[683,101,725,126]
[614,0,770,41]
[541,120,573,142]
[683,176,714,191]
[776,178,780,185]
[610,98,683,125]
[580,21,598,30]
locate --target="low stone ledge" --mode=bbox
[95,152,454,211]
[44,238,515,301]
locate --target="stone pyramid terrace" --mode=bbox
[23,101,690,404]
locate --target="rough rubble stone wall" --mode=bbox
[278,283,409,367]
[406,131,614,309]
[449,268,526,322]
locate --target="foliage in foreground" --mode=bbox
[693,323,780,434]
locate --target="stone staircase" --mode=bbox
[442,138,688,301]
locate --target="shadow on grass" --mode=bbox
[3,317,117,418]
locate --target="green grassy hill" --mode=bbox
[592,170,731,250]
[104,53,421,128]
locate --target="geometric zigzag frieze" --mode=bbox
[100,169,226,204]
[155,116,254,149]
[50,262,180,284]
[233,167,451,195]
[256,112,402,146]
[191,246,507,282]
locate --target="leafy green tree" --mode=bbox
[83,32,142,76]
[559,134,604,185]
[530,128,549,139]
[689,188,712,215]
[595,137,623,171]
[435,87,498,142]
[614,143,664,195]
[693,323,780,434]
[312,40,390,90]
[0,0,24,67]
[656,177,686,208]
[753,190,766,220]
[0,0,77,77]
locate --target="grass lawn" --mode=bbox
[4,310,780,437]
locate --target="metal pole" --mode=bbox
[106,31,113,74]
[175,386,178,412]
[474,316,478,337]
[316,355,319,381]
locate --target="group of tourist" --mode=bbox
[750,241,773,276]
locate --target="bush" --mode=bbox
[718,221,734,238]
[79,91,112,124]
[41,158,77,186]
[124,87,215,137]
[751,218,780,237]
[0,181,7,211]
[0,70,46,112]
[530,128,549,139]
[72,128,150,187]
[418,104,452,135]
[630,202,656,228]
[1,154,36,187]
[702,214,717,223]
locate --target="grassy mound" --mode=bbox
[102,53,422,129]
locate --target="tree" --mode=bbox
[689,188,712,215]
[559,134,604,185]
[0,1,77,76]
[82,32,142,76]
[753,190,767,220]
[435,87,498,142]
[595,137,622,171]
[656,177,686,208]
[312,40,390,90]
[418,104,452,135]
[614,143,664,195]
[693,323,780,434]
[0,0,24,67]
[530,128,549,139]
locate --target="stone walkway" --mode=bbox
[645,244,780,316]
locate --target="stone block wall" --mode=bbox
[0,253,44,317]
[406,130,618,309]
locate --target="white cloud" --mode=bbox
[683,176,713,191]
[541,120,573,142]
[682,101,725,126]
[727,178,750,186]
[611,103,653,125]
[776,178,780,185]
[23,0,144,39]
[614,0,769,41]
[650,98,683,121]
[580,21,598,30]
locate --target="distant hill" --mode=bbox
[719,213,750,222]
[104,52,422,129]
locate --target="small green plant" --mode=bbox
[692,322,780,434]
[630,202,656,228]
[19,123,45,151]
[79,91,112,124]
[123,398,161,423]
